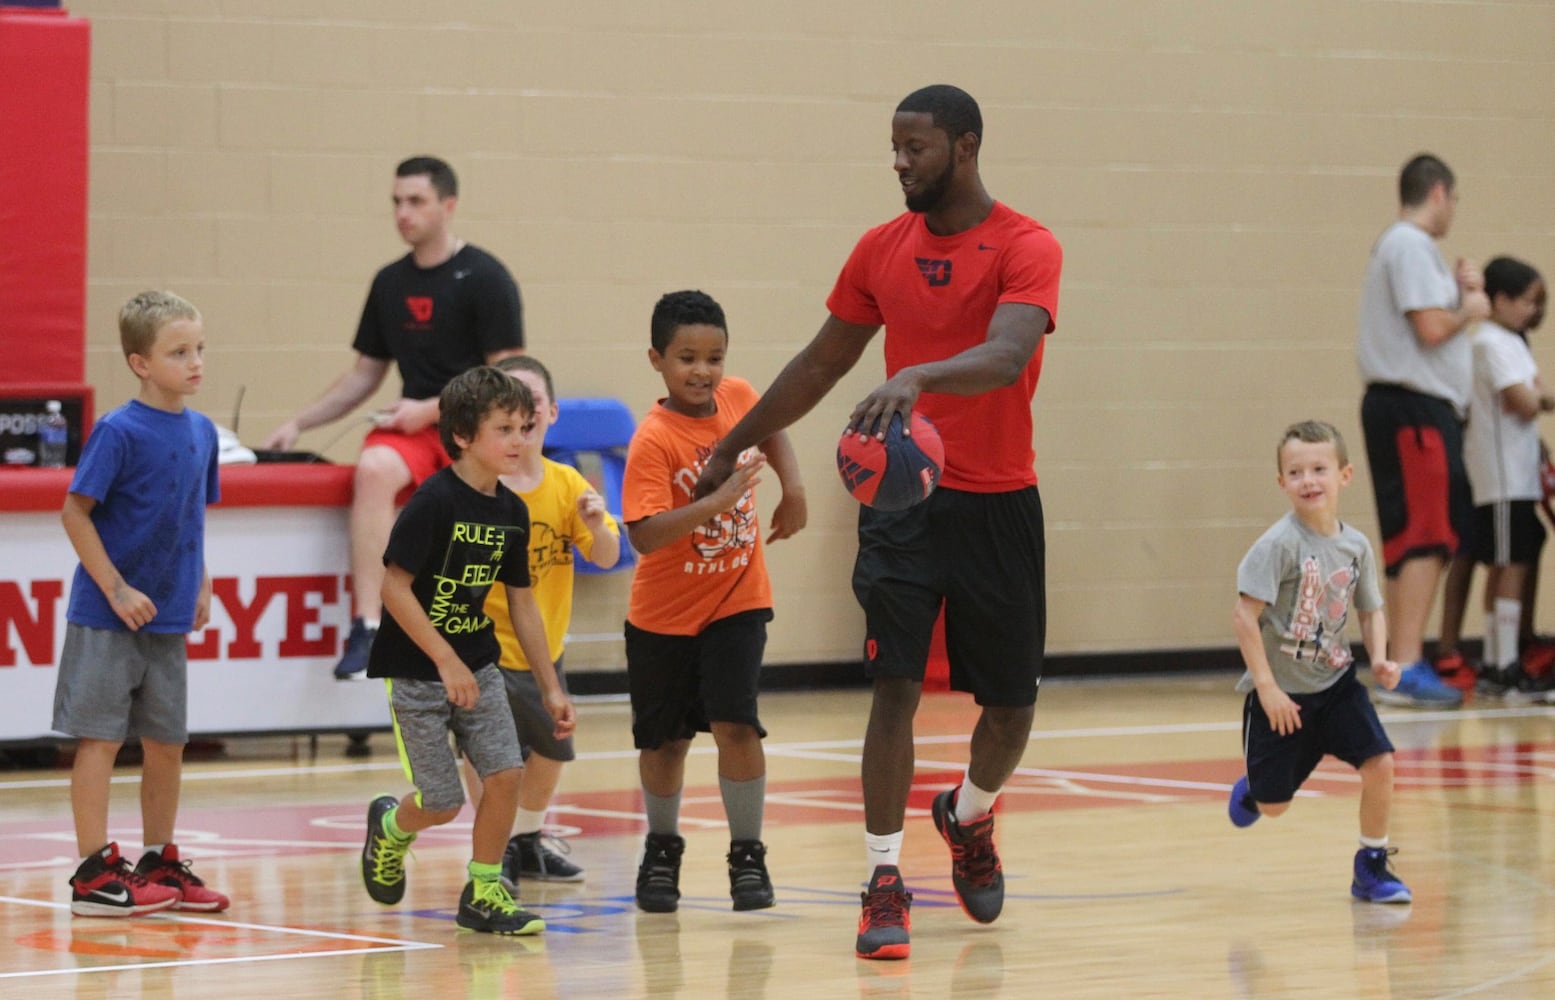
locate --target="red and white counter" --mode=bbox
[0,464,393,742]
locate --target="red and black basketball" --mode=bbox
[836,412,944,511]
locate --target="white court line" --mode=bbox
[2,705,1545,795]
[0,893,440,980]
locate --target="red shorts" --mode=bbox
[362,425,449,505]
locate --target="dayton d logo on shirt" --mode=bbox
[915,257,951,287]
[404,296,434,330]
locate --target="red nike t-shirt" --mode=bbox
[826,201,1062,492]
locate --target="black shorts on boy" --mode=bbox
[625,608,773,749]
[1471,500,1546,568]
[851,486,1046,707]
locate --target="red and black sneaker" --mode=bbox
[856,865,912,960]
[69,842,180,917]
[931,787,1005,924]
[1521,639,1555,679]
[136,844,230,912]
[1433,650,1477,692]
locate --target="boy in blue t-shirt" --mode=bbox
[57,290,227,916]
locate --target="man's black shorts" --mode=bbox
[851,485,1045,708]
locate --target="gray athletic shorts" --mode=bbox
[53,623,188,744]
[388,663,524,813]
[501,656,575,763]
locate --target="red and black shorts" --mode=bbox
[1360,384,1472,576]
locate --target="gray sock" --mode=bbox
[720,774,766,843]
[643,788,682,836]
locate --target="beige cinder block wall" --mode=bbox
[74,1,1555,671]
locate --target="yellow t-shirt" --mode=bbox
[483,458,620,671]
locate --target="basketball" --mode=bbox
[836,412,944,511]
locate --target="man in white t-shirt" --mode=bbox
[1356,153,1490,708]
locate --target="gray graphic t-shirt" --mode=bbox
[1235,513,1383,694]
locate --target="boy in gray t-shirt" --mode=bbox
[1228,420,1414,905]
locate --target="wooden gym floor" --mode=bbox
[2,674,1554,999]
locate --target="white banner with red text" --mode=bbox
[1,506,391,742]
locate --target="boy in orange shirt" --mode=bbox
[622,289,807,913]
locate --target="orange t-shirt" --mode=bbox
[623,377,772,635]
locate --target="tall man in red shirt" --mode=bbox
[696,85,1062,960]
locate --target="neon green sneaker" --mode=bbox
[361,795,414,905]
[456,878,546,935]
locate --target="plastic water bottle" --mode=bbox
[37,400,68,468]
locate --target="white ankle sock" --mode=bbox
[865,831,903,878]
[954,774,1000,824]
[513,808,546,836]
[1496,598,1522,670]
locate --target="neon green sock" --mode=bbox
[383,807,414,843]
[468,860,502,883]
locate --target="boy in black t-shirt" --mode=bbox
[358,366,575,936]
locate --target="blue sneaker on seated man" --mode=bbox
[1373,660,1462,709]
[334,617,377,681]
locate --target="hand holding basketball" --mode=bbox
[836,412,944,511]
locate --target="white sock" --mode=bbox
[1484,625,1499,672]
[513,807,546,836]
[954,774,1000,824]
[865,831,904,878]
[1496,598,1522,670]
[1359,834,1388,849]
[143,843,166,858]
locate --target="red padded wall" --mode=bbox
[0,8,90,387]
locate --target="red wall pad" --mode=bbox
[0,8,90,387]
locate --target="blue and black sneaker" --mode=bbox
[1227,775,1260,828]
[1350,846,1412,904]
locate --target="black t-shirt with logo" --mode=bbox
[367,467,533,682]
[352,244,524,401]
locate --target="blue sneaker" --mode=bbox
[1350,846,1412,904]
[1227,776,1260,827]
[334,617,376,681]
[1373,661,1463,708]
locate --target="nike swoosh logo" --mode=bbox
[90,887,131,903]
[977,243,997,251]
[453,269,472,280]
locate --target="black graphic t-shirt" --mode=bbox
[367,467,532,681]
[352,243,524,401]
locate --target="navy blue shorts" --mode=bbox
[625,608,772,750]
[1241,666,1394,805]
[851,486,1045,708]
